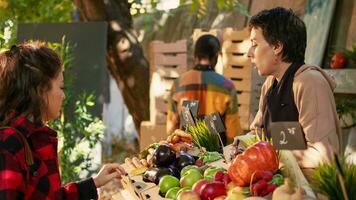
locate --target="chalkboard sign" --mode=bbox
[270,121,307,150]
[182,100,199,117]
[181,106,195,127]
[205,112,226,134]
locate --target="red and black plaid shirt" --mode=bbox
[0,115,98,200]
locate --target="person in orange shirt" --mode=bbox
[167,35,242,144]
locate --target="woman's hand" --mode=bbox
[93,163,126,188]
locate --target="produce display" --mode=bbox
[120,128,317,200]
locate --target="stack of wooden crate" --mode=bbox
[221,28,265,131]
[140,40,188,150]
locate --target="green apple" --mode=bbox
[165,187,180,200]
[159,175,180,195]
[180,170,203,189]
[180,165,200,176]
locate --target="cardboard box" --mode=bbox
[139,121,167,151]
[120,164,161,200]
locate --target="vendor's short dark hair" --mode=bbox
[249,7,306,63]
[194,34,221,62]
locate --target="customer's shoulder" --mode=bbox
[0,127,24,155]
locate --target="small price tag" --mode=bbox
[181,106,195,127]
[270,121,307,150]
[182,100,199,117]
[204,112,226,134]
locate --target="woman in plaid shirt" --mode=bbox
[0,42,125,199]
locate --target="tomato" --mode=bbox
[331,53,346,69]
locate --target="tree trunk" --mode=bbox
[72,0,149,132]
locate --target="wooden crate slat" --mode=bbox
[152,53,187,66]
[154,111,167,124]
[155,97,168,112]
[223,54,251,67]
[223,28,250,41]
[239,116,250,130]
[232,79,252,92]
[237,92,251,105]
[192,29,220,42]
[223,66,252,79]
[222,40,251,54]
[154,64,187,78]
[150,40,187,53]
[238,104,250,117]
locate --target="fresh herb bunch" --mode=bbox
[186,120,222,152]
[313,157,356,200]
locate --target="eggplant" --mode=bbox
[152,144,176,167]
[154,167,175,185]
[142,167,159,183]
[168,164,180,179]
[174,151,195,170]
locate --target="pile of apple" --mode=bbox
[159,165,230,200]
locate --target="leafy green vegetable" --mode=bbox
[269,173,284,186]
[198,151,223,164]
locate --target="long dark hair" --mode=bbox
[0,41,62,125]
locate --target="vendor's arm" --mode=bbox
[292,69,340,168]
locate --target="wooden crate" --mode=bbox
[222,40,251,54]
[149,40,188,125]
[150,40,186,54]
[221,28,257,131]
[192,28,221,42]
[237,92,251,105]
[231,78,252,92]
[238,104,250,118]
[155,64,187,78]
[223,54,251,67]
[223,65,252,79]
[223,27,250,41]
[239,116,250,131]
[139,121,167,151]
[152,53,187,66]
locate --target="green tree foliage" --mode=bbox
[48,38,105,184]
[0,0,73,47]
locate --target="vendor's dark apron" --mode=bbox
[262,62,304,138]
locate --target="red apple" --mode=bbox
[222,173,231,185]
[213,196,226,200]
[200,182,226,200]
[213,171,225,182]
[331,53,346,69]
[177,190,201,200]
[192,179,209,196]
